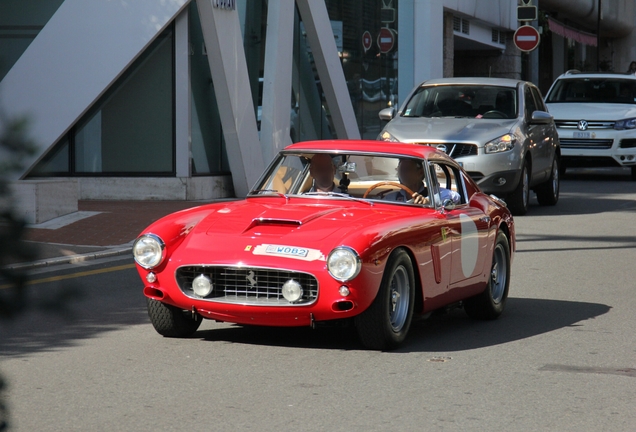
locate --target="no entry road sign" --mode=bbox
[514,25,540,52]
[377,27,394,54]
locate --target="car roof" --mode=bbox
[284,139,448,161]
[416,77,525,88]
[555,71,636,80]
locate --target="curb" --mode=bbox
[4,246,133,271]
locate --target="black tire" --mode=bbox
[536,157,560,206]
[464,231,511,320]
[147,298,202,337]
[507,161,530,216]
[559,160,567,177]
[355,249,415,350]
[631,166,636,181]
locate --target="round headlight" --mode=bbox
[192,274,213,297]
[327,247,361,282]
[282,279,303,303]
[132,234,165,269]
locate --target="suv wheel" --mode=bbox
[536,157,560,206]
[507,161,530,216]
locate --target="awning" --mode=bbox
[548,17,597,46]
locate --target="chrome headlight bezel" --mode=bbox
[132,233,166,270]
[484,134,515,154]
[327,246,361,282]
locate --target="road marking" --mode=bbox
[0,263,135,289]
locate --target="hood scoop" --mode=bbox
[242,208,338,233]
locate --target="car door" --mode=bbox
[524,85,552,181]
[428,161,490,287]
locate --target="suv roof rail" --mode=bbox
[564,69,581,75]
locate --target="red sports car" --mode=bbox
[133,140,515,350]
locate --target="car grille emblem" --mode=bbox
[435,144,448,153]
[246,270,257,287]
[577,120,588,131]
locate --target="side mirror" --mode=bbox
[529,110,553,125]
[378,107,396,121]
[442,199,456,211]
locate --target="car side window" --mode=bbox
[428,161,466,206]
[530,86,547,111]
[524,86,538,120]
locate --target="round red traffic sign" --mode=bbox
[514,25,540,52]
[362,30,372,52]
[377,27,394,54]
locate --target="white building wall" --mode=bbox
[398,0,444,104]
[0,0,190,180]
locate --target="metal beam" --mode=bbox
[196,0,264,196]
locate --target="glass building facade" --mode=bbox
[8,1,397,178]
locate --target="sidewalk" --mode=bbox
[12,200,209,269]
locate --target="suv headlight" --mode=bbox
[327,247,361,282]
[485,134,515,154]
[614,118,636,130]
[377,130,399,142]
[133,234,165,269]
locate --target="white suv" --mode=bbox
[544,71,636,180]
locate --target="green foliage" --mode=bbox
[0,114,37,430]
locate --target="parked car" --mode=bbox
[377,77,561,215]
[133,140,515,350]
[544,71,636,180]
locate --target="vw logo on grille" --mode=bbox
[435,144,448,153]
[577,120,588,131]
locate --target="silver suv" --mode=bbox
[544,71,636,180]
[378,77,561,215]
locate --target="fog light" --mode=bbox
[146,272,157,283]
[496,177,507,185]
[282,279,303,303]
[339,286,350,297]
[192,274,213,297]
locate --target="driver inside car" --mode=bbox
[383,159,430,204]
[384,159,462,205]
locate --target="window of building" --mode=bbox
[29,25,175,177]
[0,0,65,82]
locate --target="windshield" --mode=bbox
[546,78,636,104]
[250,152,437,207]
[401,85,518,119]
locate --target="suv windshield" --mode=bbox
[546,78,636,104]
[401,85,517,119]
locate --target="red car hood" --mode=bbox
[169,198,405,264]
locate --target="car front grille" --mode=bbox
[175,266,319,306]
[415,143,478,158]
[555,120,615,129]
[559,139,614,149]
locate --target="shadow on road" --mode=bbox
[522,168,636,217]
[191,297,610,352]
[0,266,148,357]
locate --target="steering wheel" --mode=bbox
[363,182,415,199]
[482,110,508,119]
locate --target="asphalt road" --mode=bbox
[1,168,635,431]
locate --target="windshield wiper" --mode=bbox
[249,189,289,199]
[303,191,374,206]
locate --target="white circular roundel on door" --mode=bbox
[460,213,479,278]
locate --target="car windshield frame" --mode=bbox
[545,77,636,104]
[249,150,439,208]
[400,84,518,119]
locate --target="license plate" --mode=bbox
[573,131,591,139]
